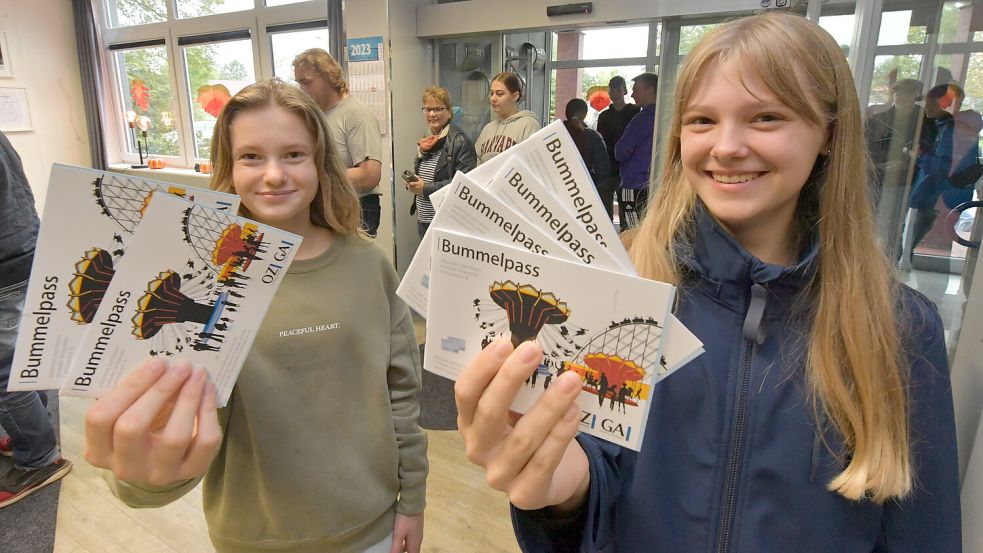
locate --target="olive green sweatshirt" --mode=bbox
[106,234,428,552]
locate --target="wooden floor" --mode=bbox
[52,317,522,553]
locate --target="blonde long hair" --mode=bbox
[629,13,910,502]
[209,79,362,236]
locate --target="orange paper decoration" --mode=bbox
[196,84,232,118]
[130,79,151,113]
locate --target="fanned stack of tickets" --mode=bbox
[397,121,704,451]
[8,164,302,407]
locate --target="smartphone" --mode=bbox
[401,169,417,183]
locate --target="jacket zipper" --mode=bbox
[716,339,753,553]
[717,283,767,553]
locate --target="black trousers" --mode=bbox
[359,194,381,237]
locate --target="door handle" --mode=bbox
[947,200,983,249]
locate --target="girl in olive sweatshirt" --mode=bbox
[83,79,428,553]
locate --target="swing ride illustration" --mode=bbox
[67,186,268,357]
[472,280,667,413]
[129,204,267,356]
[64,175,205,325]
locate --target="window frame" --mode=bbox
[93,0,338,168]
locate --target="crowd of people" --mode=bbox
[0,11,970,553]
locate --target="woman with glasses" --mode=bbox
[406,87,477,237]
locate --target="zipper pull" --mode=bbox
[742,283,768,345]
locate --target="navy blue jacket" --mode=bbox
[513,209,961,552]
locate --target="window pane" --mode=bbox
[678,24,721,56]
[266,0,312,5]
[868,55,923,111]
[270,27,330,82]
[877,11,928,46]
[553,25,649,61]
[550,65,645,124]
[818,14,855,57]
[183,39,256,160]
[939,1,983,44]
[176,0,254,19]
[106,0,168,28]
[115,46,181,157]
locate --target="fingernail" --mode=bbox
[192,367,206,382]
[557,371,580,393]
[564,405,578,421]
[516,341,540,362]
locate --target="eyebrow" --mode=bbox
[684,99,789,113]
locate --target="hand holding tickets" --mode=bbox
[398,121,705,452]
[84,358,221,486]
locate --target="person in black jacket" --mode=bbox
[0,131,72,509]
[562,98,610,193]
[407,87,478,237]
[596,76,641,221]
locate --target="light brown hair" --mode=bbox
[628,13,911,502]
[292,48,349,96]
[423,86,452,109]
[209,78,362,236]
[491,72,523,101]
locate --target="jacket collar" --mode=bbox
[678,203,818,306]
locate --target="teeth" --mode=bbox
[712,173,761,184]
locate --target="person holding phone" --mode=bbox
[407,87,477,237]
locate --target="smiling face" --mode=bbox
[423,95,452,133]
[489,80,520,117]
[679,58,827,254]
[230,105,320,236]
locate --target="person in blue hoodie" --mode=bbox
[453,13,961,553]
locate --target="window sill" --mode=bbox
[108,163,212,189]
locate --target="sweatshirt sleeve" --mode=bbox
[383,261,429,515]
[511,435,625,552]
[877,289,962,552]
[614,116,641,163]
[103,402,232,508]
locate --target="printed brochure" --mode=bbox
[8,164,239,391]
[60,193,300,407]
[397,172,576,318]
[425,229,679,451]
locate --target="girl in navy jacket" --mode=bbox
[454,13,961,553]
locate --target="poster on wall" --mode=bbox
[346,36,387,134]
[0,87,31,132]
[0,32,12,78]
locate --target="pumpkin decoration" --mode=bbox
[148,158,167,170]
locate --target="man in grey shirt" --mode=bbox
[293,48,384,236]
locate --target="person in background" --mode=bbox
[475,72,540,165]
[865,78,923,260]
[406,87,477,238]
[454,13,959,552]
[596,76,641,221]
[614,72,658,231]
[0,131,72,509]
[83,80,428,553]
[562,98,610,194]
[906,83,973,261]
[293,48,384,237]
